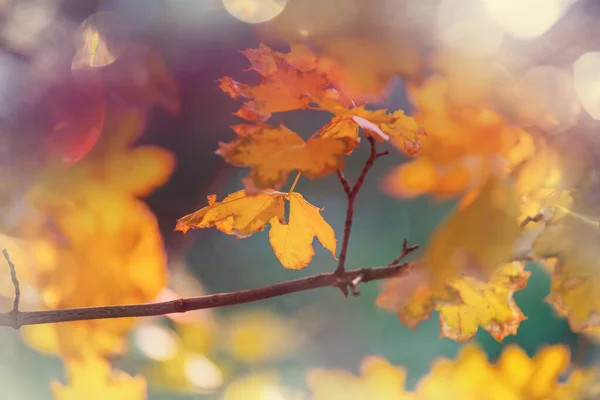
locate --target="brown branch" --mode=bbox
[2,249,20,328]
[0,261,414,329]
[334,137,388,282]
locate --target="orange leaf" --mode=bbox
[216,125,349,191]
[218,43,329,120]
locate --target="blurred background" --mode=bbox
[0,0,597,398]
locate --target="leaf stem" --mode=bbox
[288,172,302,193]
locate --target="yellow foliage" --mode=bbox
[309,356,412,400]
[52,351,146,400]
[224,309,301,364]
[424,177,521,285]
[308,344,596,400]
[176,190,336,270]
[382,77,526,199]
[377,262,530,342]
[269,192,336,270]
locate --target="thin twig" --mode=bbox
[388,239,419,266]
[2,249,20,329]
[334,137,388,282]
[0,261,414,329]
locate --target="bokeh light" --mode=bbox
[222,0,288,24]
[183,354,223,391]
[72,11,129,70]
[481,0,578,39]
[573,52,600,120]
[515,65,580,133]
[436,0,504,56]
[134,323,179,361]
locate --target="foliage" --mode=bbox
[2,2,600,399]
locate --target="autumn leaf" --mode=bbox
[415,344,595,400]
[224,309,302,363]
[545,257,600,333]
[215,125,349,191]
[176,190,336,269]
[377,262,530,342]
[424,177,521,286]
[52,351,146,400]
[313,100,424,155]
[21,194,167,357]
[218,43,329,120]
[269,192,336,270]
[308,356,412,400]
[307,344,596,400]
[382,76,526,199]
[175,189,285,238]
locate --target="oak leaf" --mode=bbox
[52,351,146,400]
[215,125,349,192]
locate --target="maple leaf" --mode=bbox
[269,192,337,270]
[176,190,336,269]
[308,356,412,400]
[52,351,146,400]
[307,344,596,400]
[175,189,285,237]
[313,100,424,155]
[215,125,349,192]
[423,177,521,286]
[377,262,530,342]
[218,43,329,121]
[382,76,527,199]
[415,344,595,400]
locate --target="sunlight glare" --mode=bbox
[184,354,223,391]
[436,0,504,56]
[481,0,578,39]
[222,0,288,24]
[573,52,600,120]
[134,324,179,361]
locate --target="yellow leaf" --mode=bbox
[425,177,521,285]
[308,356,412,400]
[307,344,596,400]
[269,192,337,270]
[175,189,285,238]
[52,351,146,400]
[23,195,166,357]
[377,262,530,342]
[216,125,349,191]
[438,262,529,341]
[225,309,301,363]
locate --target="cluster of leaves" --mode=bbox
[3,7,600,399]
[176,42,423,269]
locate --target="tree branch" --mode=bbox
[0,260,415,329]
[334,137,388,282]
